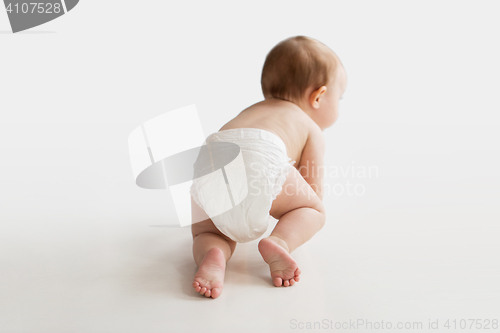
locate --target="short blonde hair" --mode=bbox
[261,36,337,102]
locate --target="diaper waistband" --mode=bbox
[206,128,288,155]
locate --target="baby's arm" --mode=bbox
[297,127,325,200]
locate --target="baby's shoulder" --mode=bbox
[288,108,323,141]
[274,107,323,163]
[301,117,325,152]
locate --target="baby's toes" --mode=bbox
[204,289,212,297]
[211,287,222,299]
[273,277,283,287]
[289,278,296,286]
[199,287,207,295]
[193,282,201,292]
[283,280,290,287]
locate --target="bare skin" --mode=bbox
[191,53,348,298]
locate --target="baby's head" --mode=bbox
[261,36,347,129]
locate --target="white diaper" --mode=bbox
[190,128,295,243]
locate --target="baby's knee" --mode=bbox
[319,211,326,229]
[314,200,326,229]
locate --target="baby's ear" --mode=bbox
[309,86,327,109]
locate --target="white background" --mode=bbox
[1,1,499,332]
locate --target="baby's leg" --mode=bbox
[191,198,236,299]
[259,168,325,287]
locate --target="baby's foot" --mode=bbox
[192,247,226,299]
[258,236,301,287]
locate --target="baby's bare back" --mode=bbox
[219,99,319,165]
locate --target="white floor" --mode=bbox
[0,128,500,333]
[2,1,500,329]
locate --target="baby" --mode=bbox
[190,36,347,298]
